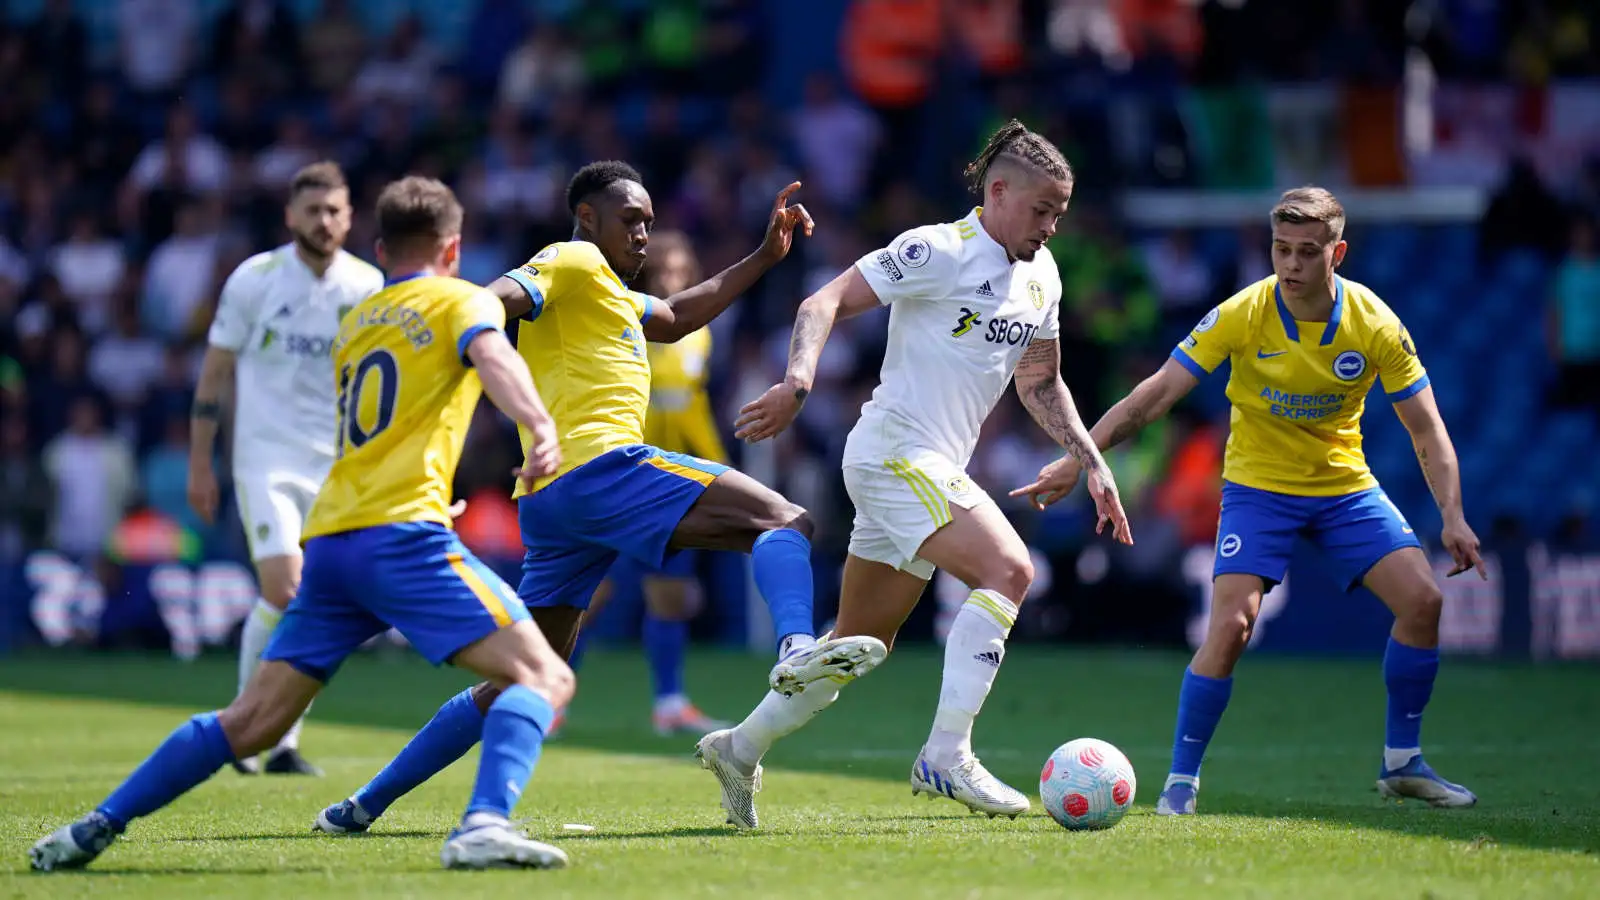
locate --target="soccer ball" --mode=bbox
[1039,738,1137,830]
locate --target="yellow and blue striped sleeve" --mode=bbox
[629,290,657,324]
[1375,320,1430,402]
[447,286,507,365]
[1171,291,1251,378]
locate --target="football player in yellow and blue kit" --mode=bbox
[1014,187,1487,815]
[309,163,885,835]
[31,177,579,873]
[566,230,734,737]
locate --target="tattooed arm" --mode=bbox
[734,267,882,442]
[1012,338,1135,543]
[1088,357,1201,452]
[1393,384,1486,577]
[1011,357,1199,513]
[1013,339,1112,475]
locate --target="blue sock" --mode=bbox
[466,684,554,819]
[354,688,485,817]
[98,712,235,827]
[751,528,815,650]
[1383,637,1439,753]
[643,613,687,700]
[1170,668,1233,779]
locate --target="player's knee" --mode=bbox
[258,578,295,610]
[1396,581,1444,629]
[1209,596,1258,647]
[525,655,576,710]
[254,563,299,605]
[978,551,1034,605]
[775,504,814,540]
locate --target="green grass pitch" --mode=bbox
[1,646,1597,898]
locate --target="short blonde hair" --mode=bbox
[1271,186,1346,242]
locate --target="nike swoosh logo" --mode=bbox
[1257,349,1288,359]
[1402,527,1414,534]
[1406,712,1423,719]
[1182,736,1203,743]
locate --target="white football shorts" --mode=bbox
[842,449,994,580]
[233,463,326,562]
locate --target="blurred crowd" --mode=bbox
[1,0,1598,578]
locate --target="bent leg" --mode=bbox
[673,467,816,652]
[1363,547,1475,805]
[1158,573,1262,814]
[912,501,1033,768]
[730,553,928,765]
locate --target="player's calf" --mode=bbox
[217,660,324,758]
[446,621,573,865]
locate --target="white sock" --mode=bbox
[1164,773,1198,790]
[238,599,283,694]
[655,693,689,717]
[238,599,309,751]
[461,810,508,830]
[730,682,843,768]
[779,633,817,659]
[278,714,305,751]
[924,589,1017,767]
[1384,746,1421,771]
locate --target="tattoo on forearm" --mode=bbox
[1017,341,1054,369]
[1417,445,1445,506]
[1106,404,1149,450]
[787,306,832,383]
[192,400,222,420]
[1024,378,1103,472]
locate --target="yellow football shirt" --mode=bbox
[645,327,728,464]
[303,273,505,538]
[1171,275,1428,497]
[503,241,655,495]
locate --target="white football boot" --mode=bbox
[695,728,763,830]
[910,751,1030,819]
[768,635,887,697]
[28,812,122,872]
[440,816,569,870]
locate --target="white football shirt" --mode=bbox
[845,207,1063,468]
[207,244,384,471]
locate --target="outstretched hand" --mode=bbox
[1010,456,1134,545]
[1085,467,1134,546]
[1010,456,1083,511]
[758,182,814,263]
[735,382,806,443]
[1442,516,1488,580]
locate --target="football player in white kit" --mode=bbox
[187,162,383,775]
[696,121,1133,828]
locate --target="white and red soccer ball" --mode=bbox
[1039,738,1137,830]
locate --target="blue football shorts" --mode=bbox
[516,444,728,610]
[1212,481,1422,591]
[262,522,529,681]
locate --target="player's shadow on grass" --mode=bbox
[557,825,746,841]
[50,865,339,876]
[5,648,1598,857]
[166,829,443,841]
[1209,797,1600,853]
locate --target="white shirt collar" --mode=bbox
[961,207,1011,264]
